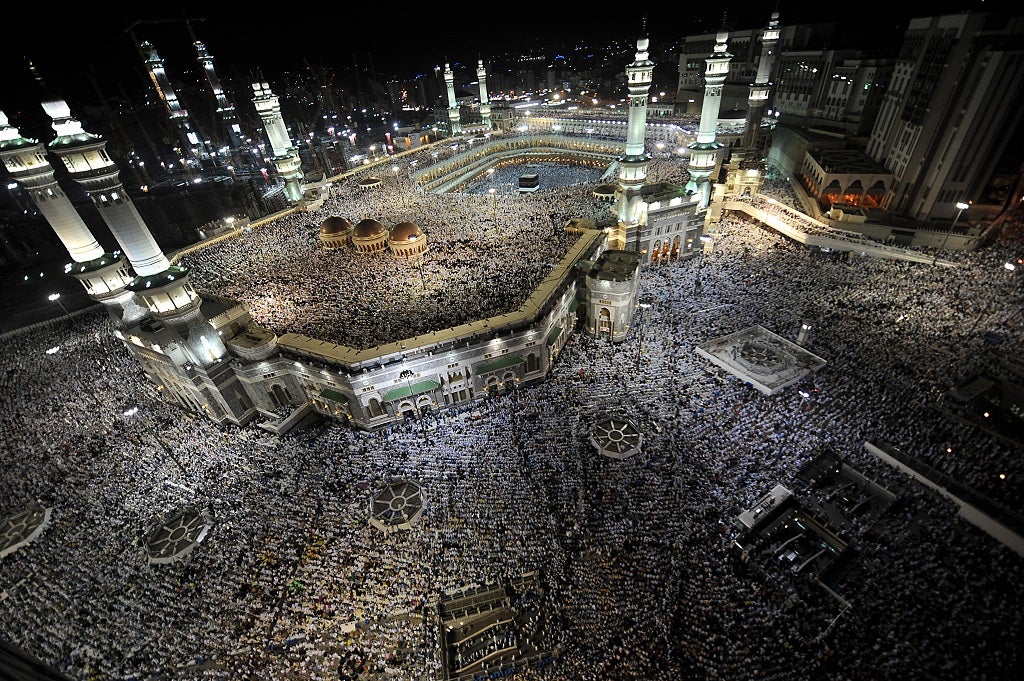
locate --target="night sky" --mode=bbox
[1,1,990,119]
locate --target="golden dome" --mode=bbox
[353,218,386,238]
[320,216,353,235]
[389,221,423,242]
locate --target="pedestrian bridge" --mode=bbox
[725,195,957,267]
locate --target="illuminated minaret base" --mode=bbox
[252,82,304,204]
[444,62,462,136]
[476,60,492,129]
[39,96,252,421]
[612,29,654,251]
[0,110,146,325]
[687,25,732,213]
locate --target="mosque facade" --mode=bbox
[0,24,751,434]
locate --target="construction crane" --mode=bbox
[303,59,345,137]
[125,16,206,61]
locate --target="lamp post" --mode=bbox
[123,406,190,480]
[489,187,496,223]
[399,368,429,444]
[416,253,427,292]
[635,303,651,369]
[47,292,69,317]
[934,201,969,264]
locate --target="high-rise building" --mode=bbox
[867,11,1024,222]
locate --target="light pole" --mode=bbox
[123,406,190,480]
[488,187,496,223]
[416,253,427,292]
[635,303,651,369]
[48,292,69,317]
[934,201,969,264]
[798,390,811,411]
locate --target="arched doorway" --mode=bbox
[598,307,612,340]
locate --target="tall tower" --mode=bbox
[444,62,462,136]
[741,11,780,154]
[251,81,304,204]
[687,23,732,210]
[612,26,654,251]
[41,97,228,365]
[0,110,145,325]
[476,59,492,129]
[866,10,1024,222]
[139,40,210,166]
[193,38,243,151]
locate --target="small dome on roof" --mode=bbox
[390,221,423,242]
[320,216,353,235]
[354,218,386,238]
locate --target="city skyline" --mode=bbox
[1,1,986,118]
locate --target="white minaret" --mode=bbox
[612,26,654,251]
[476,59,492,129]
[42,97,227,366]
[140,40,210,164]
[251,81,304,204]
[687,23,732,209]
[444,62,462,135]
[194,39,243,150]
[0,110,145,324]
[741,11,780,153]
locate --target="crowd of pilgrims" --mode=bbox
[180,146,686,351]
[0,155,1022,680]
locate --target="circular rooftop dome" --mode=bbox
[390,221,423,242]
[353,218,386,238]
[320,216,353,235]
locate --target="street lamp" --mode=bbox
[48,292,69,316]
[416,254,427,292]
[488,187,496,222]
[935,201,969,264]
[798,390,811,411]
[123,406,190,479]
[635,303,651,369]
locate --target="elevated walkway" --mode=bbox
[724,196,958,266]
